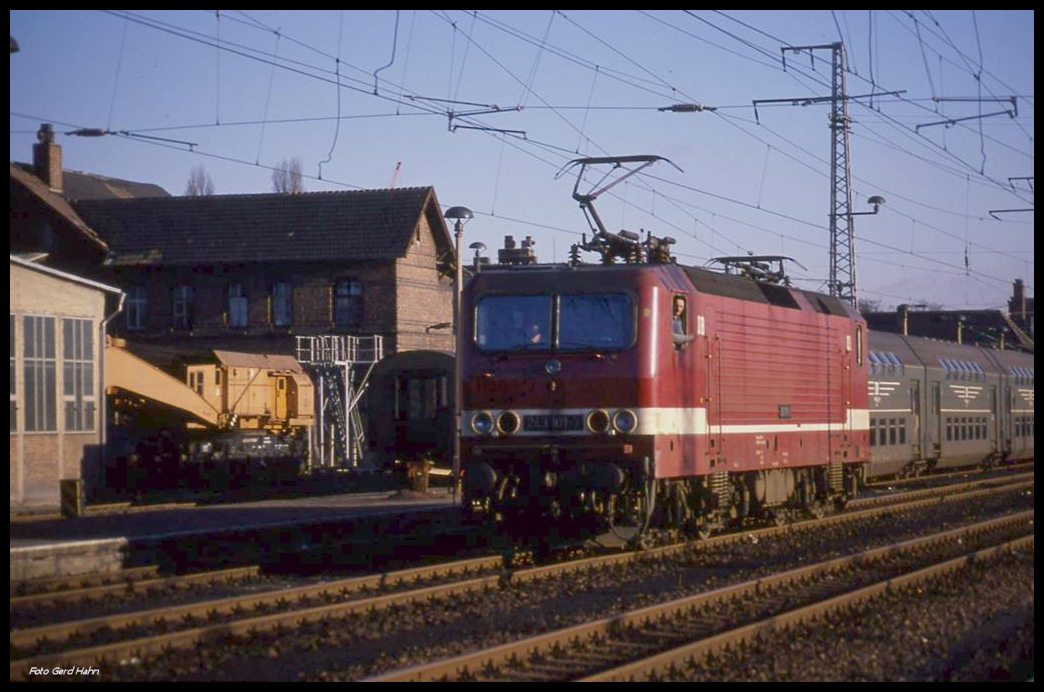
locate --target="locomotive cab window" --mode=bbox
[475,295,552,351]
[558,293,633,350]
[475,293,634,352]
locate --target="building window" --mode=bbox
[272,282,292,327]
[228,283,248,328]
[173,285,194,329]
[63,318,95,432]
[10,315,15,432]
[334,279,362,329]
[23,316,56,432]
[126,285,147,331]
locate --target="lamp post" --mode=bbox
[829,195,886,306]
[444,206,473,501]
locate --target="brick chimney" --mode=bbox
[1011,278,1027,320]
[32,123,63,193]
[897,304,910,336]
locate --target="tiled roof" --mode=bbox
[11,162,171,200]
[73,186,446,266]
[61,169,172,200]
[213,350,304,372]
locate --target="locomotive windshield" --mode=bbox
[475,292,633,352]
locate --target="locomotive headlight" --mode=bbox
[586,409,611,434]
[497,410,521,435]
[199,441,213,455]
[471,411,495,436]
[612,409,638,434]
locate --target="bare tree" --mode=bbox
[857,298,883,314]
[185,165,215,196]
[272,158,304,194]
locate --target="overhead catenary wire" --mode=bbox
[256,12,1031,279]
[318,11,346,180]
[24,10,1030,307]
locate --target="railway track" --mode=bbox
[847,470,1034,512]
[370,512,1034,681]
[10,566,160,598]
[10,566,260,612]
[10,473,1033,681]
[863,460,1034,490]
[10,556,503,680]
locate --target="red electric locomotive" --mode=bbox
[460,158,869,543]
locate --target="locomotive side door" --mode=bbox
[702,306,723,461]
[671,293,700,475]
[842,331,853,441]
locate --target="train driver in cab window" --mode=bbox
[673,295,695,349]
[526,322,544,345]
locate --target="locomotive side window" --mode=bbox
[475,295,552,351]
[558,293,633,350]
[672,295,695,348]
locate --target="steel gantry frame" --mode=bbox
[295,335,384,469]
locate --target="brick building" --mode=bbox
[10,135,130,508]
[10,256,123,508]
[865,279,1034,353]
[74,187,456,364]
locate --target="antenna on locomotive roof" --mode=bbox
[709,255,807,286]
[556,155,682,266]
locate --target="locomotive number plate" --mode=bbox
[523,414,583,432]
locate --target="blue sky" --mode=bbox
[10,10,1034,311]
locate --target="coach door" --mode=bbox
[932,382,942,457]
[910,380,922,458]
